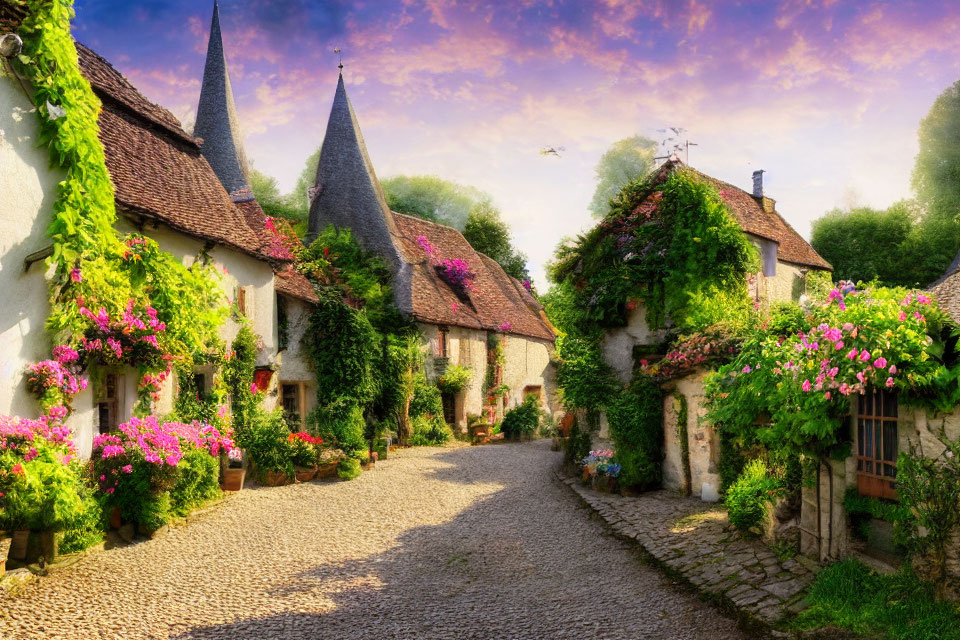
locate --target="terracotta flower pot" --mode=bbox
[222,467,245,491]
[294,466,317,483]
[262,470,291,487]
[110,507,123,530]
[9,530,28,561]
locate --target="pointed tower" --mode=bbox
[194,1,252,201]
[306,74,402,270]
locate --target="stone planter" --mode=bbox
[222,467,245,491]
[294,466,317,483]
[262,470,292,487]
[315,461,339,479]
[9,529,29,561]
[0,537,10,574]
[591,474,618,493]
[36,530,57,562]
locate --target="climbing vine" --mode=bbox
[14,0,228,416]
[674,393,691,496]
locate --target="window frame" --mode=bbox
[856,389,899,500]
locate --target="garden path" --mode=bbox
[1,440,747,639]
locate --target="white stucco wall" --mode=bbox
[662,371,720,501]
[0,72,98,455]
[276,295,315,382]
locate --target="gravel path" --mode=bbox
[0,440,747,639]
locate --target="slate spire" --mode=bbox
[306,74,402,272]
[194,1,252,202]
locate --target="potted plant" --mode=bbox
[222,448,245,491]
[289,432,321,482]
[314,447,342,479]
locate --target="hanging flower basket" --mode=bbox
[253,368,274,392]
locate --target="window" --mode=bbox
[437,327,449,359]
[857,389,899,500]
[280,383,302,427]
[237,287,248,316]
[97,373,124,434]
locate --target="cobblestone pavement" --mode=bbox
[559,473,816,629]
[1,441,748,640]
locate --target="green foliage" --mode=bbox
[382,175,530,280]
[563,417,593,468]
[607,377,663,490]
[843,486,912,542]
[410,375,444,419]
[554,335,618,411]
[223,325,260,431]
[462,202,530,281]
[588,135,657,218]
[337,457,363,480]
[169,446,221,517]
[311,402,367,456]
[436,364,472,394]
[724,458,778,531]
[810,203,941,288]
[793,558,960,640]
[704,286,958,466]
[550,167,758,332]
[674,394,691,496]
[58,489,105,554]
[291,147,322,220]
[914,80,960,227]
[896,432,960,585]
[409,414,452,446]
[233,410,294,481]
[500,395,542,439]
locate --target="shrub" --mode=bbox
[59,488,105,554]
[337,457,362,480]
[409,375,444,418]
[500,395,542,439]
[725,458,779,532]
[564,417,592,468]
[436,364,472,394]
[288,432,323,468]
[233,409,294,481]
[169,446,221,517]
[607,377,663,490]
[409,415,452,446]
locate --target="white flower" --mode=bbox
[45,100,65,120]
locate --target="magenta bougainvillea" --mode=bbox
[416,235,476,291]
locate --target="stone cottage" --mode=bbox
[306,73,557,431]
[0,2,306,456]
[595,160,832,500]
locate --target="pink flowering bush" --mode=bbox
[25,359,87,412]
[705,284,956,460]
[416,235,476,291]
[92,417,236,529]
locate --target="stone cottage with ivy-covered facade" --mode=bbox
[591,159,832,501]
[305,73,558,431]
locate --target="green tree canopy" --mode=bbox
[381,175,482,231]
[913,80,960,220]
[589,135,657,218]
[249,168,305,224]
[462,201,529,281]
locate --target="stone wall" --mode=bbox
[661,371,722,501]
[601,303,668,384]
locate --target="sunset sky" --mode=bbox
[71,0,960,287]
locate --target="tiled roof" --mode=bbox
[392,213,555,341]
[0,0,25,32]
[929,252,960,323]
[275,266,319,304]
[75,44,276,263]
[651,161,832,271]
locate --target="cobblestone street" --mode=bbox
[0,440,748,640]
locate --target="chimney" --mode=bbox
[752,169,764,197]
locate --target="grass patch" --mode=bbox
[793,558,960,639]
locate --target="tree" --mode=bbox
[462,202,530,281]
[291,147,321,220]
[381,174,530,281]
[811,204,915,286]
[589,135,657,218]
[381,175,481,230]
[249,168,305,225]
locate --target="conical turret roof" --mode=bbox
[194,1,252,201]
[306,74,402,271]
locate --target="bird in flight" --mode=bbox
[540,145,565,157]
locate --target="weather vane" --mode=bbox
[334,47,343,72]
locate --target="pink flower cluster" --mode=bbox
[264,217,295,260]
[0,411,77,463]
[93,416,236,470]
[78,299,166,366]
[415,235,476,291]
[26,359,87,396]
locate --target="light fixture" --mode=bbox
[0,33,23,58]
